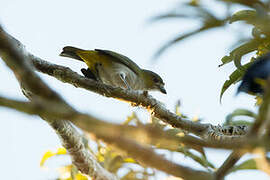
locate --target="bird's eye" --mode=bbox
[153,78,159,83]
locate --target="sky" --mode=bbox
[0,0,268,179]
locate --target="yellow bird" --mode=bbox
[60,46,167,94]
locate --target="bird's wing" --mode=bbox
[94,49,141,75]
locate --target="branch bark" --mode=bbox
[2,95,270,152]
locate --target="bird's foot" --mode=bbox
[81,68,98,81]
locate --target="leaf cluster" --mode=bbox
[151,0,270,101]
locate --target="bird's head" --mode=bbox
[142,69,166,94]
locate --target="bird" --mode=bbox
[59,46,167,94]
[237,53,270,95]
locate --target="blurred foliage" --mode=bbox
[57,165,89,180]
[150,0,270,176]
[224,108,256,126]
[230,153,270,174]
[219,62,252,102]
[151,0,270,101]
[40,148,88,180]
[40,147,67,167]
[151,1,227,59]
[231,158,258,172]
[44,102,214,179]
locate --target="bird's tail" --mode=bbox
[59,46,84,61]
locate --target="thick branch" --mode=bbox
[2,95,270,152]
[0,95,213,179]
[0,28,70,107]
[48,120,117,180]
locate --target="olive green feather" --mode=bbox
[95,49,141,75]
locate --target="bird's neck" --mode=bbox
[140,70,153,90]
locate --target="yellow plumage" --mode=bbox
[76,50,111,71]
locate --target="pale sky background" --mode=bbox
[0,0,268,179]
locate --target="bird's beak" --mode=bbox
[159,86,167,94]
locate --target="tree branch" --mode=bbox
[49,119,117,180]
[214,151,243,180]
[27,44,249,140]
[0,87,214,180]
[2,94,270,152]
[0,25,215,180]
[0,26,118,180]
[29,53,209,135]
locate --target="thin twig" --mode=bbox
[214,151,243,180]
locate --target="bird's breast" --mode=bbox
[97,63,145,90]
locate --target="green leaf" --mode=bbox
[218,38,261,67]
[221,0,263,8]
[231,157,270,173]
[219,55,233,67]
[154,29,203,58]
[224,108,256,126]
[152,4,226,58]
[220,62,252,102]
[225,109,257,122]
[231,159,257,172]
[229,8,270,35]
[150,13,194,22]
[178,148,215,169]
[107,155,124,173]
[229,10,257,24]
[154,21,224,58]
[224,120,253,126]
